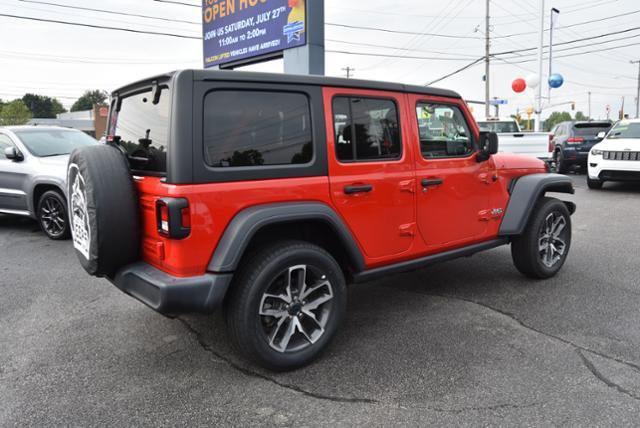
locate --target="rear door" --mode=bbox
[0,133,30,215]
[324,87,416,260]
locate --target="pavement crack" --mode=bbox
[411,291,640,376]
[576,350,640,401]
[175,317,378,405]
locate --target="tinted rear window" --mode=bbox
[110,87,170,174]
[477,121,519,133]
[573,123,611,136]
[203,90,313,168]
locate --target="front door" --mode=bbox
[325,88,416,261]
[409,96,494,249]
[0,134,29,214]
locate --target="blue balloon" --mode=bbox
[548,73,564,89]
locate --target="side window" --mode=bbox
[203,90,313,167]
[416,103,474,159]
[0,135,15,160]
[333,97,401,162]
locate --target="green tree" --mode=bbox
[71,90,108,112]
[544,111,573,132]
[574,111,589,121]
[0,100,33,125]
[22,93,66,118]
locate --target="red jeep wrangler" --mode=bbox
[68,70,575,370]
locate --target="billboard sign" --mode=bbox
[202,0,307,68]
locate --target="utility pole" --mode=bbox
[342,67,354,78]
[588,91,592,120]
[535,0,545,132]
[632,60,640,118]
[484,0,490,119]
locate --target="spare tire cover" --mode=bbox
[67,145,140,277]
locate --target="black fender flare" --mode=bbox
[499,173,576,236]
[207,202,365,273]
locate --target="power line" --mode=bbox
[326,22,481,39]
[326,50,480,61]
[16,0,200,24]
[426,57,485,86]
[152,0,199,7]
[0,13,202,39]
[325,39,479,58]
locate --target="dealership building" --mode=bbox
[28,104,108,139]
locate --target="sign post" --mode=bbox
[202,0,323,75]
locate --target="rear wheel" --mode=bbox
[555,150,569,174]
[587,177,604,189]
[511,197,571,279]
[37,190,70,240]
[225,240,346,371]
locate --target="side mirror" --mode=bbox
[4,146,23,162]
[597,131,606,139]
[477,131,499,162]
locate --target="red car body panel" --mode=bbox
[134,87,547,278]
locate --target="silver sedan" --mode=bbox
[0,126,97,239]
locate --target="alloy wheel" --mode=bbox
[40,196,66,238]
[258,264,334,353]
[538,212,567,268]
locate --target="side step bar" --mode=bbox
[352,238,509,284]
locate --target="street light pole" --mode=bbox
[535,0,545,132]
[484,0,490,119]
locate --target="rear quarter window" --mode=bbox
[203,90,313,168]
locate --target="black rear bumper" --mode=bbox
[110,262,232,316]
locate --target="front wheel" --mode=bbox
[511,197,572,279]
[225,240,347,371]
[587,177,604,189]
[37,190,70,240]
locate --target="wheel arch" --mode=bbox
[499,173,575,236]
[207,202,366,277]
[31,181,66,216]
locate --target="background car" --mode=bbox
[0,126,97,239]
[477,118,552,163]
[550,121,612,173]
[587,119,640,189]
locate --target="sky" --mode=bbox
[0,0,638,121]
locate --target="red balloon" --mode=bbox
[512,78,527,93]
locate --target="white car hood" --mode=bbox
[595,138,640,151]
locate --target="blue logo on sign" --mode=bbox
[283,21,305,43]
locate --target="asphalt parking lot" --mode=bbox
[1,175,640,426]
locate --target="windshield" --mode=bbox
[110,86,170,174]
[477,121,519,133]
[14,129,96,157]
[607,122,640,139]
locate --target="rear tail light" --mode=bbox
[156,198,190,240]
[567,137,584,144]
[548,134,554,153]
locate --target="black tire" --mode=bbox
[37,190,70,240]
[555,150,569,174]
[587,177,604,189]
[511,197,572,279]
[67,145,140,277]
[225,240,347,371]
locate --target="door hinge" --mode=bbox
[399,223,415,237]
[479,172,498,184]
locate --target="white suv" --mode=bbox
[587,119,640,189]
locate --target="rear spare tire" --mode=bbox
[67,145,140,277]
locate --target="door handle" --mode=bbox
[344,184,373,195]
[421,178,444,187]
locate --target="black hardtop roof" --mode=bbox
[113,69,462,100]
